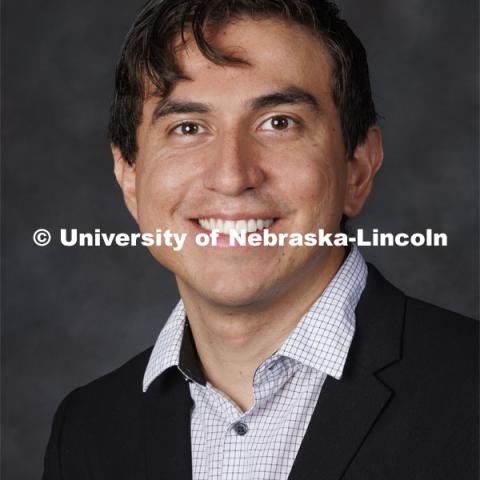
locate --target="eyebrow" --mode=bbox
[151,86,321,124]
[249,87,321,112]
[152,100,211,123]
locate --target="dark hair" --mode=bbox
[108,0,377,165]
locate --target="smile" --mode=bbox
[197,218,275,234]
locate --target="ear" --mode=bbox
[112,145,138,222]
[343,126,384,218]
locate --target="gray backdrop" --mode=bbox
[2,1,478,478]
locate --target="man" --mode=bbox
[43,1,478,479]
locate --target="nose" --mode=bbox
[202,130,265,196]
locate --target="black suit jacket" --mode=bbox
[43,266,479,479]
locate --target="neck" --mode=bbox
[177,246,345,411]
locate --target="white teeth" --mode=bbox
[257,219,273,230]
[198,219,209,229]
[223,220,235,234]
[197,218,275,233]
[235,220,247,232]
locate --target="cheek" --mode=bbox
[281,151,347,218]
[312,161,346,216]
[134,151,200,229]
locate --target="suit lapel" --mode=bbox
[288,265,406,480]
[141,368,193,480]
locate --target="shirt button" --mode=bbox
[232,422,248,436]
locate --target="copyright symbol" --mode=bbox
[33,229,51,247]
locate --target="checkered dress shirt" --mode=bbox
[144,245,367,480]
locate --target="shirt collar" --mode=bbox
[143,245,367,392]
[143,300,187,392]
[277,245,367,379]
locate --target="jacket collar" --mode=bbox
[141,367,193,480]
[287,264,405,480]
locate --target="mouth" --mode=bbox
[195,217,276,235]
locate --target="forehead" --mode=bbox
[165,18,334,104]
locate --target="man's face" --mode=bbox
[114,18,379,309]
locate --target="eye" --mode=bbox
[259,115,298,132]
[171,121,207,136]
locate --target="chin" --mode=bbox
[194,274,275,309]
